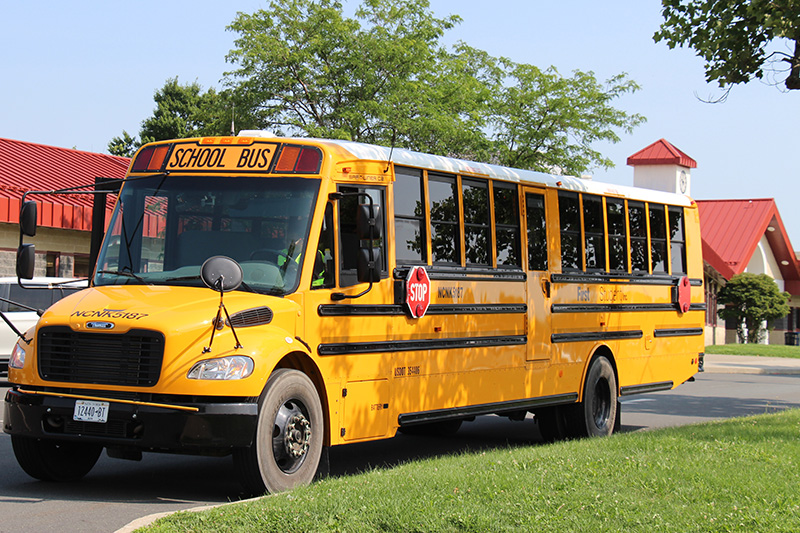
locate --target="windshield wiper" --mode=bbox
[97,269,149,284]
[164,275,202,283]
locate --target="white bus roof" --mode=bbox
[311,138,695,208]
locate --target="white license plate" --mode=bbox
[73,400,109,423]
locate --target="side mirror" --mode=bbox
[201,256,243,292]
[17,244,35,279]
[20,201,37,237]
[356,203,381,240]
[357,247,382,283]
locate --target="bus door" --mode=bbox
[523,188,552,362]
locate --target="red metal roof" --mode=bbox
[627,138,697,168]
[698,199,800,293]
[0,138,130,230]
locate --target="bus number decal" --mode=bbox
[394,366,420,378]
[437,286,465,300]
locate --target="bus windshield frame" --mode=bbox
[94,174,321,296]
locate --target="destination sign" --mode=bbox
[165,143,280,171]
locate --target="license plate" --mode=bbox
[73,400,109,423]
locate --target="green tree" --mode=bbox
[490,66,644,175]
[717,273,790,344]
[225,0,643,175]
[654,0,800,94]
[108,78,233,157]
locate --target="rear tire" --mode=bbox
[535,405,573,442]
[11,436,102,481]
[233,369,324,495]
[573,356,617,438]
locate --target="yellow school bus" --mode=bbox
[4,133,704,493]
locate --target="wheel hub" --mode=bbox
[284,414,311,458]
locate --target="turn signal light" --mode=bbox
[275,145,322,173]
[131,145,170,172]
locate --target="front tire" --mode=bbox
[234,369,324,495]
[11,436,102,481]
[573,356,617,438]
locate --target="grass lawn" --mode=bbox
[140,409,800,532]
[706,343,800,358]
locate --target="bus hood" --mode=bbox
[37,284,300,337]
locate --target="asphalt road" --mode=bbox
[1,372,799,533]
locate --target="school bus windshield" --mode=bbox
[94,174,320,295]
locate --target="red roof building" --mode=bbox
[627,138,698,168]
[0,138,130,277]
[697,199,800,294]
[0,138,129,231]
[627,139,799,344]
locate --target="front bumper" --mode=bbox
[3,388,258,452]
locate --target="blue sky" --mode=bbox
[1,1,798,244]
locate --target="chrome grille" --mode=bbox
[37,326,164,386]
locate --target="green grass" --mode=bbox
[706,343,800,358]
[140,410,800,532]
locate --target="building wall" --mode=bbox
[0,223,91,277]
[745,235,784,290]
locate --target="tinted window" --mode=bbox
[669,206,687,274]
[606,198,627,272]
[583,195,605,271]
[462,179,491,266]
[394,167,426,263]
[494,183,521,267]
[649,204,667,273]
[526,193,548,271]
[628,201,647,272]
[429,174,460,264]
[559,192,581,270]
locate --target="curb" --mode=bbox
[115,497,263,533]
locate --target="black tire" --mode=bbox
[535,405,573,442]
[398,419,463,437]
[573,356,618,438]
[233,369,324,495]
[11,436,102,482]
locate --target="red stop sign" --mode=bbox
[405,266,431,318]
[677,275,691,314]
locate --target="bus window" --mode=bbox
[669,206,687,274]
[394,167,426,264]
[628,200,648,272]
[606,198,627,272]
[142,195,168,273]
[583,194,606,271]
[494,183,521,268]
[339,185,386,287]
[649,203,667,273]
[429,173,460,265]
[525,192,547,271]
[462,179,491,266]
[558,191,581,271]
[312,202,335,289]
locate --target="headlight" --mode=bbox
[187,355,254,380]
[10,343,26,369]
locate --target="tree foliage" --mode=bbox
[108,78,233,157]
[223,0,644,175]
[717,273,790,344]
[654,0,800,94]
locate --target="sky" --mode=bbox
[1,1,798,245]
